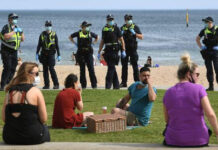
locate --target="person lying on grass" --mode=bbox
[111,67,157,126]
[52,73,94,128]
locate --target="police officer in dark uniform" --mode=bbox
[36,21,60,89]
[120,14,143,88]
[69,21,98,89]
[98,14,126,89]
[0,13,24,90]
[196,16,218,91]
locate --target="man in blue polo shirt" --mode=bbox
[111,67,157,126]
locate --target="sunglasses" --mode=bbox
[195,73,200,77]
[30,72,39,76]
[11,16,18,19]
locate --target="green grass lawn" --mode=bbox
[0,89,217,144]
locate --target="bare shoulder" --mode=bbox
[28,87,42,95]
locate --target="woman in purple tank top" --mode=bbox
[163,53,218,147]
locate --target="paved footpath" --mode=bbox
[0,142,217,150]
[40,86,218,91]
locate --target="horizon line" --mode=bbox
[0,8,218,11]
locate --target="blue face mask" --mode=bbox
[46,26,52,31]
[85,27,90,32]
[127,20,133,25]
[12,19,18,25]
[108,20,114,26]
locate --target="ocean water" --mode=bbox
[0,10,218,66]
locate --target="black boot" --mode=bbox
[206,83,214,91]
[119,83,127,88]
[43,85,50,89]
[53,85,59,89]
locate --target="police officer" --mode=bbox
[36,21,60,89]
[196,17,218,91]
[0,13,24,90]
[120,14,143,88]
[69,21,98,89]
[98,14,126,89]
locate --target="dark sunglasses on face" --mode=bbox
[196,73,200,77]
[11,16,18,19]
[30,72,39,76]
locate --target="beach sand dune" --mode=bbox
[0,65,210,89]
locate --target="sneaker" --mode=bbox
[43,86,50,89]
[53,85,59,89]
[119,83,127,88]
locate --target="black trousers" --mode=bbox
[204,50,218,84]
[1,50,18,88]
[41,54,59,87]
[121,50,139,84]
[78,53,97,88]
[104,50,119,89]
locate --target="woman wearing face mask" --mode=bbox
[196,16,218,91]
[36,20,60,90]
[2,62,50,145]
[162,53,218,147]
[69,21,98,89]
[52,73,94,128]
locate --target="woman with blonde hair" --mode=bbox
[163,53,218,147]
[2,62,50,144]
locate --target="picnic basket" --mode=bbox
[87,114,126,133]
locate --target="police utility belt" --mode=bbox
[80,47,90,51]
[105,43,118,46]
[105,43,119,50]
[41,48,56,56]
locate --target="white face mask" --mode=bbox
[12,19,18,25]
[33,76,40,86]
[45,26,52,31]
[127,20,133,25]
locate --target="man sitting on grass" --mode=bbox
[111,67,157,126]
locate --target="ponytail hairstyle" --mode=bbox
[177,53,198,80]
[64,73,78,88]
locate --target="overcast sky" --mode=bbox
[1,0,218,10]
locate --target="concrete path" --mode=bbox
[39,86,218,91]
[0,142,217,150]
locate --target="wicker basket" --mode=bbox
[87,114,126,133]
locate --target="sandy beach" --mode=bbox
[0,65,211,89]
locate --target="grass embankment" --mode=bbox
[0,90,217,144]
